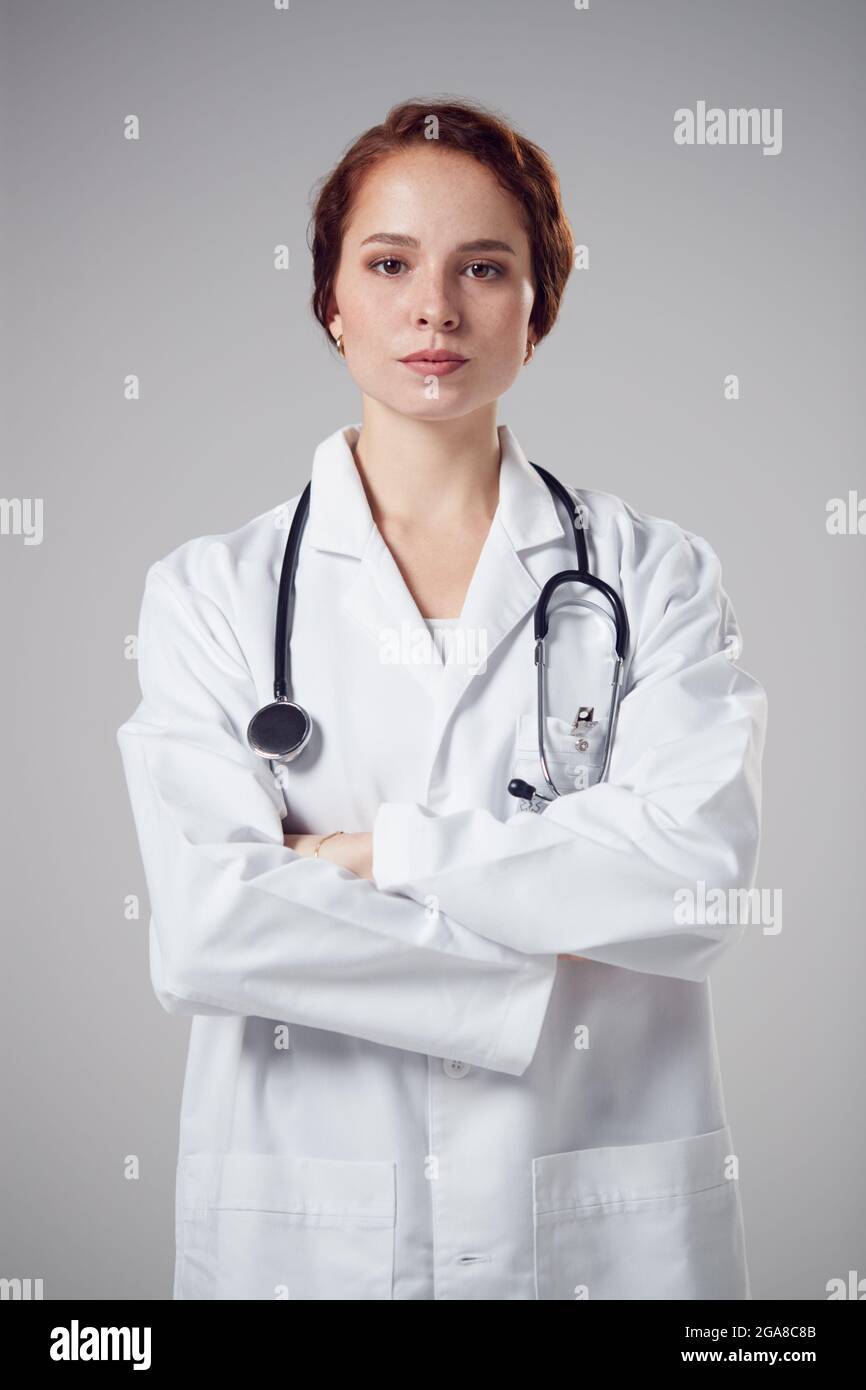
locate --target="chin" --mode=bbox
[360,385,476,422]
[396,395,481,422]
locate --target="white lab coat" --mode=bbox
[116,421,767,1301]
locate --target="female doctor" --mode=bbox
[117,97,768,1301]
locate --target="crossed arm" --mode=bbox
[117,531,765,1077]
[284,830,585,960]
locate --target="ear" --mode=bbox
[327,301,343,342]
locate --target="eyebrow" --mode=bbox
[358,232,517,255]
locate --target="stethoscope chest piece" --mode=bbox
[247,698,312,763]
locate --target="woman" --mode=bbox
[117,98,768,1301]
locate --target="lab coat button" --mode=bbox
[442,1058,471,1078]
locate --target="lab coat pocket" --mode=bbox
[176,1152,397,1300]
[512,712,607,794]
[532,1124,749,1300]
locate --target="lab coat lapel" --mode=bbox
[341,530,448,703]
[432,426,568,730]
[304,422,568,719]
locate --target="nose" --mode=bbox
[413,304,460,332]
[410,268,460,333]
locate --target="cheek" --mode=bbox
[334,267,380,320]
[480,301,532,363]
[347,283,403,346]
[478,286,533,339]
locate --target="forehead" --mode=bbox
[346,146,527,237]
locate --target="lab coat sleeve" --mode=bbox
[371,529,768,982]
[116,560,557,1077]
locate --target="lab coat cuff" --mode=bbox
[487,953,559,1076]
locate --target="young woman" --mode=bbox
[117,98,768,1301]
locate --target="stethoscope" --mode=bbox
[247,463,629,816]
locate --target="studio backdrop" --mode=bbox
[1,0,864,1303]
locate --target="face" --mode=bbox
[328,145,537,420]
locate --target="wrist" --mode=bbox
[314,829,345,860]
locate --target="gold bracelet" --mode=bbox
[313,830,344,860]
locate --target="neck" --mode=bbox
[349,398,502,530]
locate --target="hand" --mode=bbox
[284,831,374,881]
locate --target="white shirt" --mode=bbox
[116,421,767,1300]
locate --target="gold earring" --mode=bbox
[335,333,345,358]
[523,339,535,365]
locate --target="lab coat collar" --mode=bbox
[303,422,566,558]
[303,421,570,724]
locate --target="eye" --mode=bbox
[462,261,503,280]
[369,257,406,276]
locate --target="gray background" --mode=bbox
[1,0,863,1300]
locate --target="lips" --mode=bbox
[399,350,468,363]
[399,356,469,377]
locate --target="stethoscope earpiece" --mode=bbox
[507,778,553,814]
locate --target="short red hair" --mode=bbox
[308,97,576,352]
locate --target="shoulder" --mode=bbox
[140,490,306,614]
[571,485,717,563]
[566,486,744,672]
[571,485,726,597]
